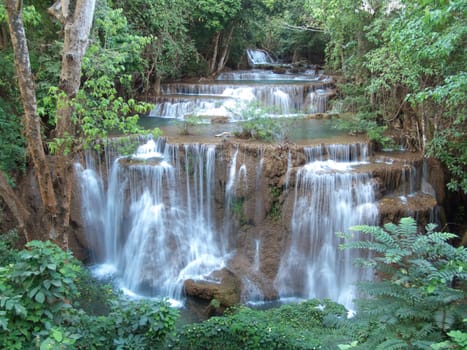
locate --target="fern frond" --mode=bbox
[397,217,418,238]
[383,222,399,235]
[412,235,429,254]
[427,232,457,245]
[425,222,439,233]
[375,338,408,350]
[384,248,411,264]
[397,217,419,249]
[350,224,382,236]
[346,241,388,253]
[373,229,399,249]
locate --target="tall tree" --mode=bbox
[2,0,96,246]
[190,0,242,76]
[3,0,57,226]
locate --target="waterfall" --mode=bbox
[274,144,378,309]
[254,148,265,224]
[76,138,441,308]
[77,140,224,301]
[308,90,329,113]
[246,48,275,66]
[149,73,334,119]
[253,239,261,272]
[222,147,239,250]
[74,163,106,260]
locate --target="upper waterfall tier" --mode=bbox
[246,49,275,66]
[149,70,335,119]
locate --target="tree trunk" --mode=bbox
[0,171,30,240]
[55,0,96,139]
[0,24,9,49]
[215,24,235,75]
[209,32,221,74]
[50,0,96,247]
[3,0,58,219]
[154,75,161,96]
[2,0,96,247]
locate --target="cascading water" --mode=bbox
[275,143,378,308]
[76,56,441,310]
[246,48,275,66]
[149,68,334,119]
[77,139,225,301]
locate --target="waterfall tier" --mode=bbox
[75,138,442,309]
[149,70,334,119]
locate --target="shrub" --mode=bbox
[0,240,82,349]
[339,217,467,349]
[71,298,179,350]
[170,299,353,350]
[0,239,179,349]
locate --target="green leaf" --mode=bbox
[35,291,45,304]
[51,328,63,342]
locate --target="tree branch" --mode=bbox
[47,0,70,23]
[280,22,324,33]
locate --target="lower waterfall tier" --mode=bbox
[73,139,444,310]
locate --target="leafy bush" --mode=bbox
[0,229,19,265]
[179,116,203,136]
[339,217,467,349]
[170,299,353,349]
[0,240,82,349]
[231,101,291,142]
[0,239,178,349]
[70,298,179,350]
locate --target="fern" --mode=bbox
[341,217,467,349]
[375,338,408,350]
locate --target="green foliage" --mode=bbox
[0,102,26,178]
[0,240,82,349]
[0,239,178,349]
[230,198,246,225]
[0,49,26,180]
[73,3,153,147]
[113,0,197,81]
[38,3,159,151]
[70,298,179,350]
[259,0,327,62]
[432,320,467,350]
[231,101,287,142]
[0,230,19,266]
[191,0,242,32]
[179,116,204,136]
[340,217,467,349]
[171,299,353,349]
[310,0,466,192]
[269,185,282,219]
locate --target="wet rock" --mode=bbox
[184,268,241,308]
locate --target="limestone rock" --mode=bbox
[184,268,241,308]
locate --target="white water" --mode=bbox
[76,140,225,301]
[150,62,334,120]
[76,138,441,311]
[275,144,378,308]
[246,48,275,66]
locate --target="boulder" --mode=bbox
[184,268,241,308]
